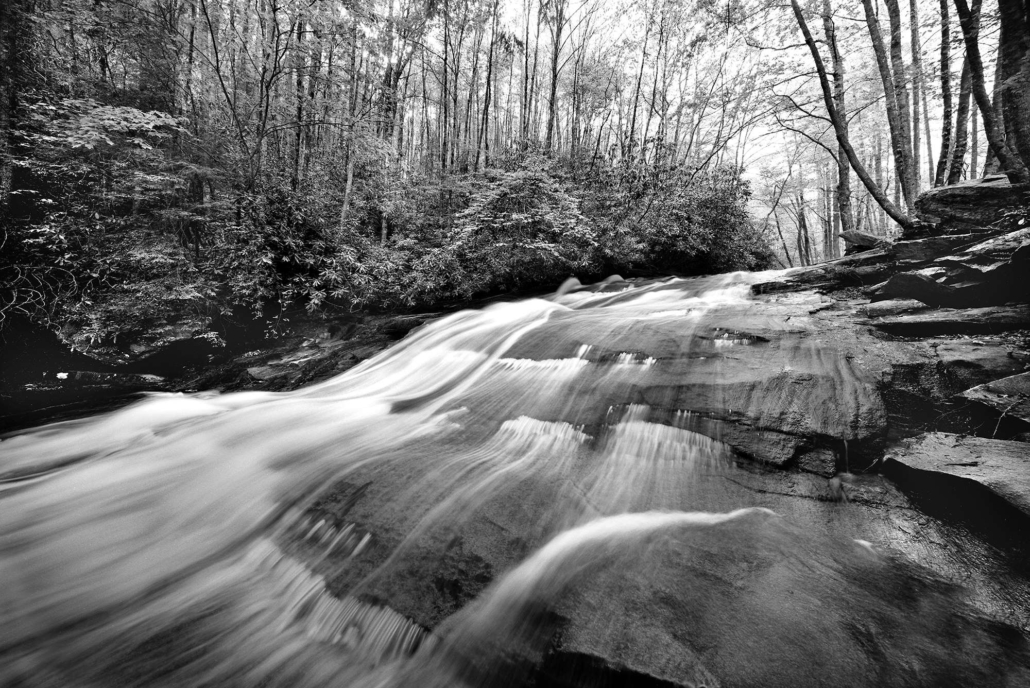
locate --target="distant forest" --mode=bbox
[1,0,1028,350]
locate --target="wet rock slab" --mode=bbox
[554,509,1030,688]
[883,433,1030,520]
[750,250,894,295]
[869,305,1030,336]
[960,371,1030,425]
[889,233,986,263]
[6,268,1030,688]
[933,339,1028,393]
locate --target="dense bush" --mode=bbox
[3,98,772,351]
[3,97,219,350]
[574,159,774,276]
[406,165,599,303]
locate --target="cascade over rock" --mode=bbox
[3,269,1030,688]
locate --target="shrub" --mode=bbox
[2,96,217,349]
[579,163,774,277]
[405,166,599,303]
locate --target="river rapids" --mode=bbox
[2,272,1028,687]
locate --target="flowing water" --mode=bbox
[2,273,1028,687]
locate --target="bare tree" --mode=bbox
[791,0,915,231]
[995,0,1030,175]
[861,0,915,210]
[954,0,1030,183]
[821,0,854,237]
[934,0,953,186]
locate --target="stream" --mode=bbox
[2,271,1028,687]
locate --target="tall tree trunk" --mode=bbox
[441,0,450,172]
[527,6,542,143]
[876,0,917,208]
[0,0,26,217]
[935,0,954,186]
[570,50,581,158]
[774,214,794,267]
[304,25,322,176]
[983,59,1005,175]
[184,1,198,125]
[861,0,915,210]
[476,0,499,170]
[795,193,812,267]
[996,0,1030,176]
[818,170,829,259]
[544,2,565,152]
[822,0,854,236]
[875,133,885,233]
[292,13,305,192]
[521,0,531,142]
[340,17,360,230]
[921,76,935,182]
[421,51,431,174]
[970,104,978,177]
[948,54,972,184]
[643,13,666,165]
[954,0,1030,182]
[380,0,398,142]
[450,20,466,170]
[627,21,651,159]
[910,0,923,192]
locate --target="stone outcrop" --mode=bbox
[888,233,984,263]
[961,372,1030,425]
[883,432,1030,521]
[750,249,894,295]
[301,275,1030,688]
[868,305,1030,336]
[868,228,1030,307]
[915,175,1029,233]
[933,340,1029,393]
[869,272,964,307]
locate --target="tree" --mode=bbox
[935,0,954,186]
[861,0,916,211]
[0,0,31,218]
[995,0,1030,176]
[821,0,854,238]
[790,0,914,231]
[954,0,1030,183]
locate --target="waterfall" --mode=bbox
[2,272,1026,687]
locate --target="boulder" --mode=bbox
[915,175,1030,233]
[379,314,439,340]
[868,228,1030,308]
[868,272,964,307]
[883,432,1030,521]
[888,233,985,263]
[859,298,929,318]
[247,365,289,382]
[960,371,1030,425]
[930,228,1030,305]
[839,230,885,248]
[933,340,1028,393]
[751,250,893,295]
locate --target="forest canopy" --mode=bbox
[1,0,1027,350]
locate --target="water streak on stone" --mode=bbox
[2,270,1021,687]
